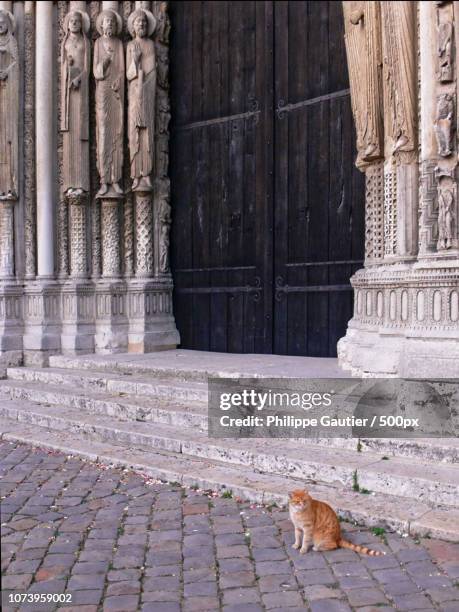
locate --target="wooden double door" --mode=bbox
[169,1,364,357]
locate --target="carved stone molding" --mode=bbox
[364,161,384,263]
[23,3,36,279]
[383,166,397,257]
[68,191,88,278]
[58,198,69,278]
[135,192,154,277]
[0,202,15,279]
[101,198,121,279]
[419,161,439,255]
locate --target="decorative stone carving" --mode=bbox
[0,202,14,278]
[343,1,384,169]
[24,2,36,279]
[438,185,455,249]
[364,161,384,262]
[124,194,134,277]
[158,191,171,274]
[438,21,453,82]
[58,198,69,278]
[127,8,156,193]
[0,9,18,201]
[435,93,455,157]
[94,9,124,198]
[68,192,88,277]
[435,166,456,250]
[91,201,101,280]
[419,161,439,255]
[135,193,153,276]
[101,199,120,279]
[384,167,397,257]
[381,1,417,159]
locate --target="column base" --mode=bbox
[127,278,180,353]
[60,280,95,354]
[94,280,129,354]
[0,282,23,354]
[22,281,61,366]
[338,263,459,378]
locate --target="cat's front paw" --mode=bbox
[292,542,300,550]
[299,546,309,554]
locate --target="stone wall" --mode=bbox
[340,0,459,377]
[0,0,179,366]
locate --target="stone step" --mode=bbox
[7,366,208,403]
[0,380,207,430]
[5,369,459,465]
[48,350,347,381]
[1,416,458,542]
[0,395,457,508]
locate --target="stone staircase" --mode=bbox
[0,352,458,542]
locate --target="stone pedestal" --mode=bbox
[94,281,128,354]
[22,281,61,366]
[0,283,23,357]
[127,278,180,353]
[60,280,95,354]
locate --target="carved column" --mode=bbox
[22,0,61,365]
[419,1,441,256]
[381,1,419,261]
[125,1,179,352]
[36,1,55,279]
[24,1,36,279]
[0,5,18,278]
[93,2,128,353]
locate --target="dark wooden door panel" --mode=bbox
[170,1,364,356]
[273,1,364,357]
[170,1,274,353]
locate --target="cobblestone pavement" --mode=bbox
[1,441,458,612]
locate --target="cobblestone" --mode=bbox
[1,441,458,611]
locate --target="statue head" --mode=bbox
[102,12,116,37]
[68,11,82,34]
[128,9,156,39]
[96,10,121,38]
[63,10,90,37]
[0,10,13,35]
[133,12,148,38]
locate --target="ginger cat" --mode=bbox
[289,489,384,556]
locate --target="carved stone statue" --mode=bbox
[158,193,171,273]
[438,186,454,249]
[343,1,384,169]
[438,21,453,83]
[60,10,90,195]
[94,9,124,198]
[435,93,454,157]
[127,9,157,193]
[0,10,18,200]
[381,1,417,156]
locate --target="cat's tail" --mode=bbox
[339,539,385,556]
